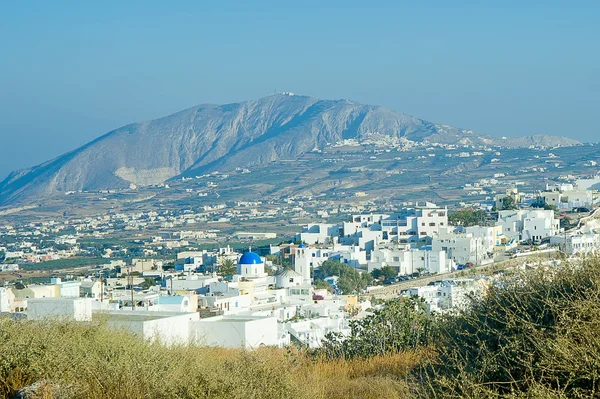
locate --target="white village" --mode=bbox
[2,178,600,349]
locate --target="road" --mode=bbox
[367,252,551,300]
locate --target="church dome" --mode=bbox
[238,252,262,265]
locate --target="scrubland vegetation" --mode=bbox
[2,255,600,399]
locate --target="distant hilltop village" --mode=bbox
[1,176,600,348]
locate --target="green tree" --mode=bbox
[380,266,397,280]
[501,196,517,210]
[319,296,435,359]
[319,260,371,294]
[141,278,155,290]
[448,209,486,227]
[218,258,236,276]
[314,279,332,292]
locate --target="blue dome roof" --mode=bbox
[298,243,307,248]
[238,252,263,265]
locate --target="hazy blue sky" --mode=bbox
[1,1,598,179]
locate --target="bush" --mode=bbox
[319,296,436,360]
[417,255,600,398]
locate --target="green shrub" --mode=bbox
[319,296,436,359]
[417,255,600,398]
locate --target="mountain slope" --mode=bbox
[0,94,580,205]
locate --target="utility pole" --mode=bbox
[100,269,104,303]
[564,226,568,258]
[130,265,134,310]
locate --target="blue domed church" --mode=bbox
[236,251,267,278]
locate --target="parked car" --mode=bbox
[465,262,474,268]
[457,264,466,270]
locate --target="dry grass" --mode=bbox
[0,318,420,399]
[6,257,598,399]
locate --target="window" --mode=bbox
[429,223,436,226]
[422,223,426,226]
[393,256,399,262]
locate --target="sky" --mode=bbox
[0,1,598,180]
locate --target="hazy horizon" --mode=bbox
[1,1,598,180]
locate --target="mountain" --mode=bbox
[0,93,581,205]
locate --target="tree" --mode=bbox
[218,258,236,276]
[371,269,383,279]
[319,296,435,359]
[319,260,371,294]
[0,250,4,262]
[501,196,517,210]
[380,266,397,280]
[314,279,332,292]
[141,278,155,290]
[448,209,486,227]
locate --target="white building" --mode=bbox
[368,246,450,275]
[198,292,252,314]
[497,209,560,243]
[432,227,488,266]
[27,298,93,321]
[550,233,600,255]
[51,278,81,298]
[170,275,219,293]
[295,224,340,245]
[194,315,279,349]
[0,287,15,312]
[275,268,304,289]
[293,244,313,284]
[465,225,504,253]
[347,203,448,244]
[79,280,102,299]
[402,278,489,312]
[543,188,593,210]
[102,310,200,345]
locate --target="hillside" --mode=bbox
[0,94,580,205]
